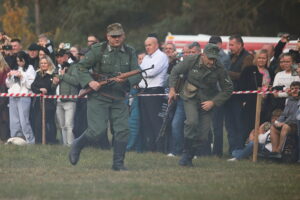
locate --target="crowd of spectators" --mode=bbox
[0,30,299,163]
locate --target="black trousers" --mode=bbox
[33,98,57,144]
[139,87,165,152]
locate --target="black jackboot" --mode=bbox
[112,141,128,171]
[179,138,194,167]
[69,133,89,165]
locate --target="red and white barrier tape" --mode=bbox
[0,93,83,99]
[0,90,283,99]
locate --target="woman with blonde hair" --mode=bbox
[0,53,10,142]
[239,49,272,145]
[31,55,57,144]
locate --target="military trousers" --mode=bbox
[83,96,129,143]
[183,99,213,147]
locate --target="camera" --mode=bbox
[12,75,20,83]
[2,45,12,50]
[61,62,70,72]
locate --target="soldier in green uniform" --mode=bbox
[168,43,233,166]
[69,23,142,171]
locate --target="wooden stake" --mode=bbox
[252,91,262,162]
[41,95,46,145]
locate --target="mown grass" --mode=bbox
[0,144,299,200]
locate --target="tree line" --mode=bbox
[0,0,299,51]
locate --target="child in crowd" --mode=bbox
[228,109,282,161]
[270,81,300,156]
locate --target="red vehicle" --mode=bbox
[165,33,298,52]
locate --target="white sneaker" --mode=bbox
[167,153,175,157]
[227,158,238,162]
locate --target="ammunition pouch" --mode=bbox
[182,81,198,98]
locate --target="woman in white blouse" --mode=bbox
[6,51,36,144]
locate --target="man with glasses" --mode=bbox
[69,23,142,171]
[168,43,233,166]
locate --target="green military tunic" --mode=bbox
[76,42,142,142]
[169,55,233,144]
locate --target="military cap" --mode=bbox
[107,23,124,36]
[189,41,200,49]
[208,36,222,44]
[203,43,220,59]
[28,43,40,51]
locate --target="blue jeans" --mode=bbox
[232,141,263,159]
[297,120,300,161]
[224,97,245,153]
[170,98,185,155]
[127,88,140,151]
[212,105,225,156]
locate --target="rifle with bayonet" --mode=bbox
[78,65,154,98]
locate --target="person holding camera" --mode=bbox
[5,51,36,144]
[2,45,14,69]
[52,49,79,146]
[0,31,11,53]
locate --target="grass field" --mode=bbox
[0,144,299,200]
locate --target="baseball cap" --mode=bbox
[28,43,40,51]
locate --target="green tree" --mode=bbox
[0,0,36,46]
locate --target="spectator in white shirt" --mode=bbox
[138,36,168,152]
[6,51,36,144]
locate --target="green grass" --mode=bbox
[0,144,299,200]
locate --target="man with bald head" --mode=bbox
[138,36,169,152]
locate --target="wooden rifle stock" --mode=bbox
[78,65,154,97]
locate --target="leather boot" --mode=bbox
[179,138,194,167]
[69,133,89,165]
[112,141,128,171]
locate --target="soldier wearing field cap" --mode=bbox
[168,43,233,166]
[69,23,142,170]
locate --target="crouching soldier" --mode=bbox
[168,43,233,166]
